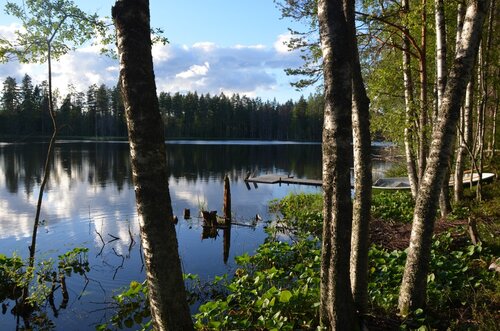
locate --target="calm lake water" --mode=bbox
[0,141,391,330]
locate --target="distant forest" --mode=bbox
[0,74,324,141]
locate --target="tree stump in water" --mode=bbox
[223,174,231,225]
[202,211,217,227]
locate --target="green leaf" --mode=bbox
[279,290,293,303]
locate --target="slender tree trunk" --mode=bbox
[475,46,486,200]
[345,0,372,316]
[398,0,489,316]
[418,0,429,181]
[317,0,357,329]
[402,0,420,199]
[112,1,194,330]
[435,0,447,109]
[435,0,453,217]
[454,83,472,202]
[475,0,495,199]
[23,42,58,318]
[491,89,498,159]
[453,3,469,202]
[30,43,57,266]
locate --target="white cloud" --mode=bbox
[233,44,266,50]
[152,43,172,62]
[274,33,292,54]
[0,22,20,40]
[192,42,217,52]
[0,26,308,102]
[176,62,210,79]
[106,66,119,72]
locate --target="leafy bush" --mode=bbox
[268,193,323,237]
[0,247,90,329]
[101,192,498,330]
[383,161,408,177]
[96,280,151,331]
[372,191,414,223]
[194,238,321,330]
[367,246,406,311]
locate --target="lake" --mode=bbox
[0,141,391,330]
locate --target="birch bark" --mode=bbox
[112,1,194,329]
[398,0,489,315]
[317,0,357,328]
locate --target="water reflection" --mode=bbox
[0,141,390,330]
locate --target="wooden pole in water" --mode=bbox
[223,174,232,264]
[223,174,231,225]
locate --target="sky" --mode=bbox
[0,0,318,102]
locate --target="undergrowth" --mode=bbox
[101,180,499,330]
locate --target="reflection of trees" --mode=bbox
[165,143,323,183]
[0,143,134,195]
[1,144,47,195]
[0,142,397,195]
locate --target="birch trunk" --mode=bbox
[455,79,474,201]
[317,0,357,328]
[453,3,469,202]
[435,0,452,217]
[112,1,194,329]
[491,91,498,159]
[345,0,372,315]
[475,47,486,200]
[398,0,489,316]
[475,0,495,199]
[402,0,419,199]
[418,0,429,181]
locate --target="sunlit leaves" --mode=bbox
[1,0,108,63]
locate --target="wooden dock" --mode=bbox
[245,174,323,187]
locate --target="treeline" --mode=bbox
[0,74,324,141]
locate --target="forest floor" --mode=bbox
[368,168,500,330]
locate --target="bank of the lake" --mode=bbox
[0,140,396,330]
[191,171,499,330]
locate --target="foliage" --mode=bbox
[367,246,407,311]
[100,191,499,330]
[0,253,25,302]
[372,191,415,223]
[268,192,323,237]
[273,0,322,90]
[96,281,151,331]
[0,0,106,64]
[194,238,322,330]
[0,248,89,318]
[57,246,90,276]
[382,160,409,177]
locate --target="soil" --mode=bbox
[370,217,470,251]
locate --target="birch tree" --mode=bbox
[398,0,490,315]
[0,0,105,320]
[346,0,372,315]
[112,0,194,329]
[453,3,470,201]
[435,0,453,217]
[317,0,357,328]
[402,0,420,198]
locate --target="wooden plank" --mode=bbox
[245,174,323,187]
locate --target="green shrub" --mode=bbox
[194,238,321,330]
[372,191,414,223]
[268,193,323,237]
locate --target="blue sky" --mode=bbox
[0,0,318,102]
